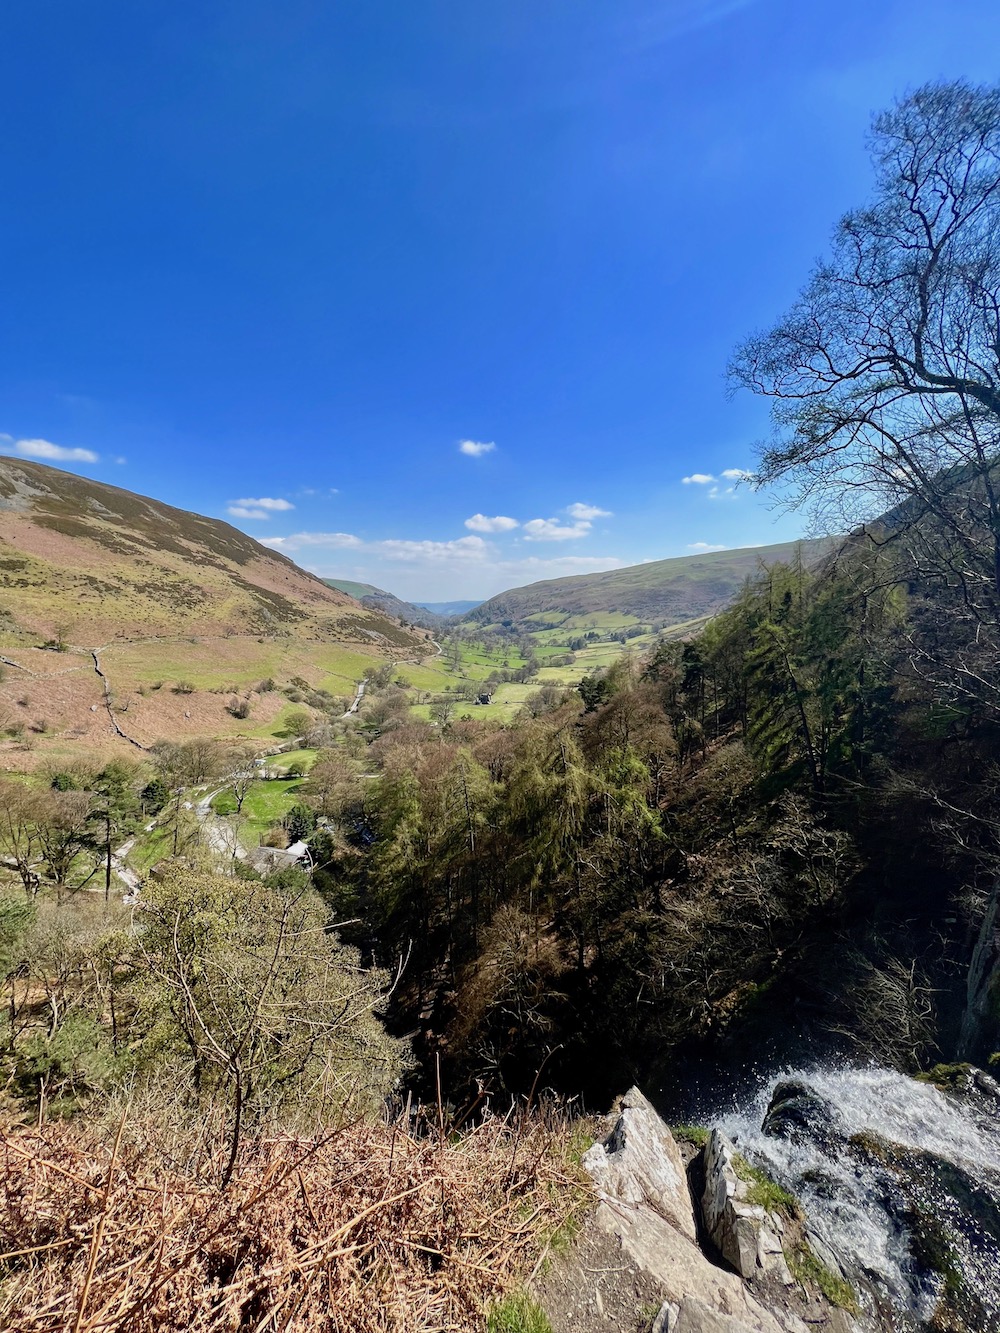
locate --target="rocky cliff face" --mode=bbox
[534,1088,861,1333]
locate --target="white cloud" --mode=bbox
[258,523,627,600]
[687,542,728,553]
[464,513,519,533]
[229,496,296,519]
[566,501,612,521]
[260,531,362,549]
[379,536,489,562]
[259,532,487,563]
[522,500,613,541]
[0,434,99,464]
[458,439,496,457]
[499,555,623,577]
[231,496,294,512]
[684,468,751,491]
[522,517,593,542]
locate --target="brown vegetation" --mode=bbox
[0,1106,587,1332]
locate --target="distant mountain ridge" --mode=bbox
[322,578,447,629]
[468,539,837,633]
[416,599,482,617]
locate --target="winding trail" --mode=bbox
[110,836,141,898]
[194,784,247,861]
[342,678,366,717]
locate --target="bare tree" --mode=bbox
[732,80,1000,712]
[228,747,259,815]
[734,82,1000,533]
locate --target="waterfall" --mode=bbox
[716,1066,1000,1330]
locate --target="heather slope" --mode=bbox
[0,459,426,763]
[0,458,417,646]
[468,538,836,633]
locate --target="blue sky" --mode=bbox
[3,1,1000,601]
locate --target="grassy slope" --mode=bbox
[322,578,385,600]
[468,538,836,631]
[0,457,418,646]
[0,458,425,767]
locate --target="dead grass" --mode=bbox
[0,1104,591,1332]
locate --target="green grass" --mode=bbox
[267,748,317,775]
[322,578,384,599]
[733,1155,800,1217]
[486,1290,553,1333]
[672,1124,710,1148]
[104,640,386,695]
[212,776,306,841]
[786,1242,860,1315]
[124,824,174,873]
[392,661,454,691]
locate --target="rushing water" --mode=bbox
[716,1066,1000,1331]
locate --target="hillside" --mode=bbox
[322,578,446,629]
[0,459,425,762]
[0,458,422,644]
[468,538,836,634]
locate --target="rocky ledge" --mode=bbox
[533,1088,863,1333]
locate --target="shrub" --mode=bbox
[173,681,196,695]
[123,871,407,1154]
[140,777,170,814]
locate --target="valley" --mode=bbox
[6,65,1000,1333]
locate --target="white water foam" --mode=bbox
[718,1066,1000,1324]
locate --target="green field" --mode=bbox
[266,748,318,775]
[102,639,387,694]
[212,776,307,844]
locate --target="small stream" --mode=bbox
[713,1065,1000,1330]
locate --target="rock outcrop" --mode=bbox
[702,1130,792,1284]
[581,1087,696,1242]
[534,1087,855,1333]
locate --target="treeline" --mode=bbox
[301,602,861,1097]
[295,521,1000,1099]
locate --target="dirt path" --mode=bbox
[111,836,141,898]
[194,783,248,861]
[341,679,366,717]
